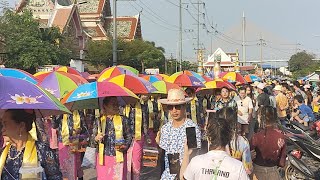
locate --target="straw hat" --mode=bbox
[158,88,192,105]
[273,85,282,91]
[257,83,265,90]
[251,81,260,87]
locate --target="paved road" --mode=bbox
[83,165,161,180]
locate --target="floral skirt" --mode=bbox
[58,143,83,180]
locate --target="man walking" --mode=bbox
[159,89,202,180]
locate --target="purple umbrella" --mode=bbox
[0,76,70,117]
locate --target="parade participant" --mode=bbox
[234,87,253,136]
[251,106,286,180]
[54,110,88,180]
[214,87,237,111]
[256,83,270,107]
[127,94,159,180]
[0,109,62,179]
[293,81,308,104]
[185,88,205,126]
[217,107,253,175]
[95,97,132,180]
[183,115,249,180]
[159,88,201,180]
[291,95,315,126]
[274,85,289,125]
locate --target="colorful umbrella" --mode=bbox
[244,75,261,83]
[0,76,70,117]
[158,74,170,81]
[141,75,163,83]
[219,72,247,84]
[106,74,157,94]
[61,81,139,110]
[54,66,82,76]
[167,73,205,87]
[202,75,213,82]
[152,81,181,94]
[171,71,206,82]
[97,66,137,82]
[37,72,80,99]
[117,65,139,75]
[0,68,38,84]
[196,79,235,94]
[35,71,88,85]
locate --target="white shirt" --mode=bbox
[184,150,249,180]
[234,96,253,124]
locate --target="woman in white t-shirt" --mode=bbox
[183,114,249,180]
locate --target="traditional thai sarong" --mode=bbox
[96,154,127,180]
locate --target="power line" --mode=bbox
[135,0,180,29]
[129,2,179,31]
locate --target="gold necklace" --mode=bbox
[7,145,23,160]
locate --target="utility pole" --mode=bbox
[257,34,266,73]
[242,12,246,66]
[112,0,117,66]
[178,0,183,71]
[210,19,213,55]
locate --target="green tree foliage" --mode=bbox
[288,51,320,79]
[87,39,166,73]
[0,10,71,73]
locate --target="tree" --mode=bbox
[288,51,319,79]
[86,39,166,73]
[0,10,71,73]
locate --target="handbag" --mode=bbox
[142,146,159,167]
[81,147,96,169]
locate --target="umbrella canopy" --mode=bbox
[219,72,247,84]
[61,81,139,110]
[141,75,163,83]
[202,75,213,82]
[0,76,70,117]
[152,81,181,94]
[37,72,80,99]
[196,79,235,94]
[106,74,157,94]
[117,65,139,75]
[97,66,137,82]
[54,66,82,76]
[171,71,206,82]
[0,68,38,84]
[244,75,261,83]
[158,74,170,81]
[167,73,205,87]
[35,71,88,85]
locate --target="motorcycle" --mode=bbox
[280,122,320,179]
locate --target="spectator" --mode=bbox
[251,106,286,180]
[291,95,315,126]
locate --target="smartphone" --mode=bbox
[167,153,180,174]
[186,127,197,149]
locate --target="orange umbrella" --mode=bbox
[219,72,247,85]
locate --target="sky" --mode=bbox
[7,0,320,65]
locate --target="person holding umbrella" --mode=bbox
[94,96,133,180]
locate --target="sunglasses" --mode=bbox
[167,105,183,110]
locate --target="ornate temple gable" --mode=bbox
[17,0,55,19]
[104,14,142,41]
[78,0,108,15]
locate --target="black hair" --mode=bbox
[206,115,232,149]
[258,106,277,128]
[293,81,300,88]
[5,109,35,131]
[294,95,304,104]
[244,85,254,99]
[238,87,246,92]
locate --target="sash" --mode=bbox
[124,105,131,117]
[147,100,154,129]
[98,115,124,165]
[29,122,37,141]
[134,102,142,140]
[61,111,81,146]
[190,98,197,124]
[158,101,165,127]
[0,134,38,179]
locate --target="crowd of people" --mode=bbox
[0,77,319,180]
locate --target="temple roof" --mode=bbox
[83,24,107,40]
[78,0,107,14]
[104,14,142,40]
